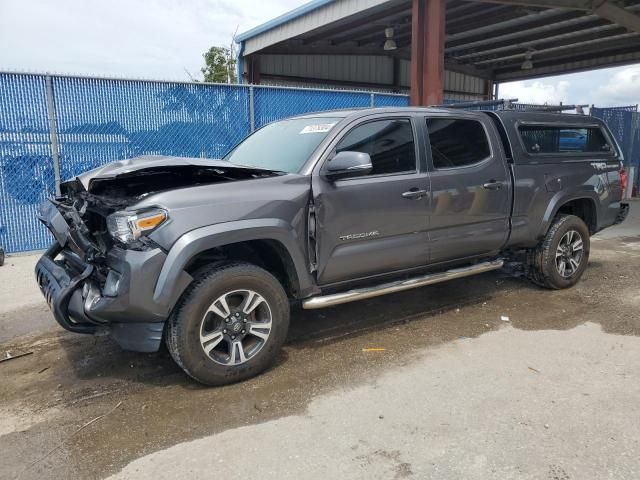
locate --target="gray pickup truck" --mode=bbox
[36,108,629,385]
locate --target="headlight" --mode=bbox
[106,209,167,244]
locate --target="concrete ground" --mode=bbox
[1,202,639,480]
[0,254,52,342]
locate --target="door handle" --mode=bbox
[402,188,428,200]
[483,180,503,190]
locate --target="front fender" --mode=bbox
[153,218,315,309]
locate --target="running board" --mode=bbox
[302,259,504,310]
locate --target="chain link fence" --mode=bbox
[591,105,640,194]
[52,77,252,179]
[0,72,409,252]
[254,87,370,129]
[0,71,637,253]
[0,73,57,252]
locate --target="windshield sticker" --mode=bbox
[300,123,336,134]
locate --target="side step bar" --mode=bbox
[302,259,504,310]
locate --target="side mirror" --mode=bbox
[324,151,372,181]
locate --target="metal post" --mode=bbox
[45,75,62,196]
[423,0,446,105]
[625,166,635,199]
[410,0,425,106]
[370,93,375,108]
[411,0,445,105]
[249,85,255,133]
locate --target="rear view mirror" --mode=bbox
[324,151,372,181]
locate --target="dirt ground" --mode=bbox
[1,203,639,480]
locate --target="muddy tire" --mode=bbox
[166,262,290,386]
[527,214,590,290]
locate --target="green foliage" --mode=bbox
[201,46,237,84]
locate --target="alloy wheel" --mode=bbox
[555,230,584,278]
[199,289,272,366]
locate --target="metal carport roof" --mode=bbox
[236,0,640,83]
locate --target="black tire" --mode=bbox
[0,248,4,267]
[166,262,290,386]
[527,214,590,289]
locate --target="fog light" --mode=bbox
[84,283,102,310]
[103,270,122,297]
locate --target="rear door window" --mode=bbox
[426,118,491,169]
[519,125,612,154]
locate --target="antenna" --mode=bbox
[230,25,240,83]
[183,67,197,82]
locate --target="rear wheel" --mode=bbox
[527,214,590,289]
[166,262,290,385]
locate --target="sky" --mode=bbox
[0,0,638,108]
[499,65,640,108]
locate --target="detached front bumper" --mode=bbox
[35,243,170,352]
[36,244,97,334]
[35,197,181,352]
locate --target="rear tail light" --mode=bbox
[619,167,628,198]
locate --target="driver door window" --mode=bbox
[335,119,416,176]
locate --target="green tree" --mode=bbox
[201,46,237,84]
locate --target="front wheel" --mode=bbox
[527,214,590,289]
[166,262,290,385]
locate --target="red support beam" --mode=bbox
[410,0,425,106]
[486,79,495,100]
[424,0,446,105]
[410,0,446,105]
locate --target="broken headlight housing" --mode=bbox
[106,209,167,245]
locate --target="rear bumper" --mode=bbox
[614,202,630,225]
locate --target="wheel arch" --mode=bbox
[153,219,316,311]
[184,239,301,298]
[542,194,599,236]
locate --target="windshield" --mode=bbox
[224,117,342,173]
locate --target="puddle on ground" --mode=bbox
[1,236,639,479]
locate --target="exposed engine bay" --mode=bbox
[61,163,280,201]
[44,157,283,262]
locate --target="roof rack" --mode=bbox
[431,99,518,110]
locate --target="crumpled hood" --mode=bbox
[61,155,283,196]
[50,154,311,254]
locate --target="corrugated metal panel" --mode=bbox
[446,71,474,95]
[444,92,483,102]
[244,0,390,55]
[260,54,394,85]
[399,59,410,87]
[260,54,486,100]
[495,50,640,82]
[259,76,386,92]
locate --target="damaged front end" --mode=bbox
[35,156,282,352]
